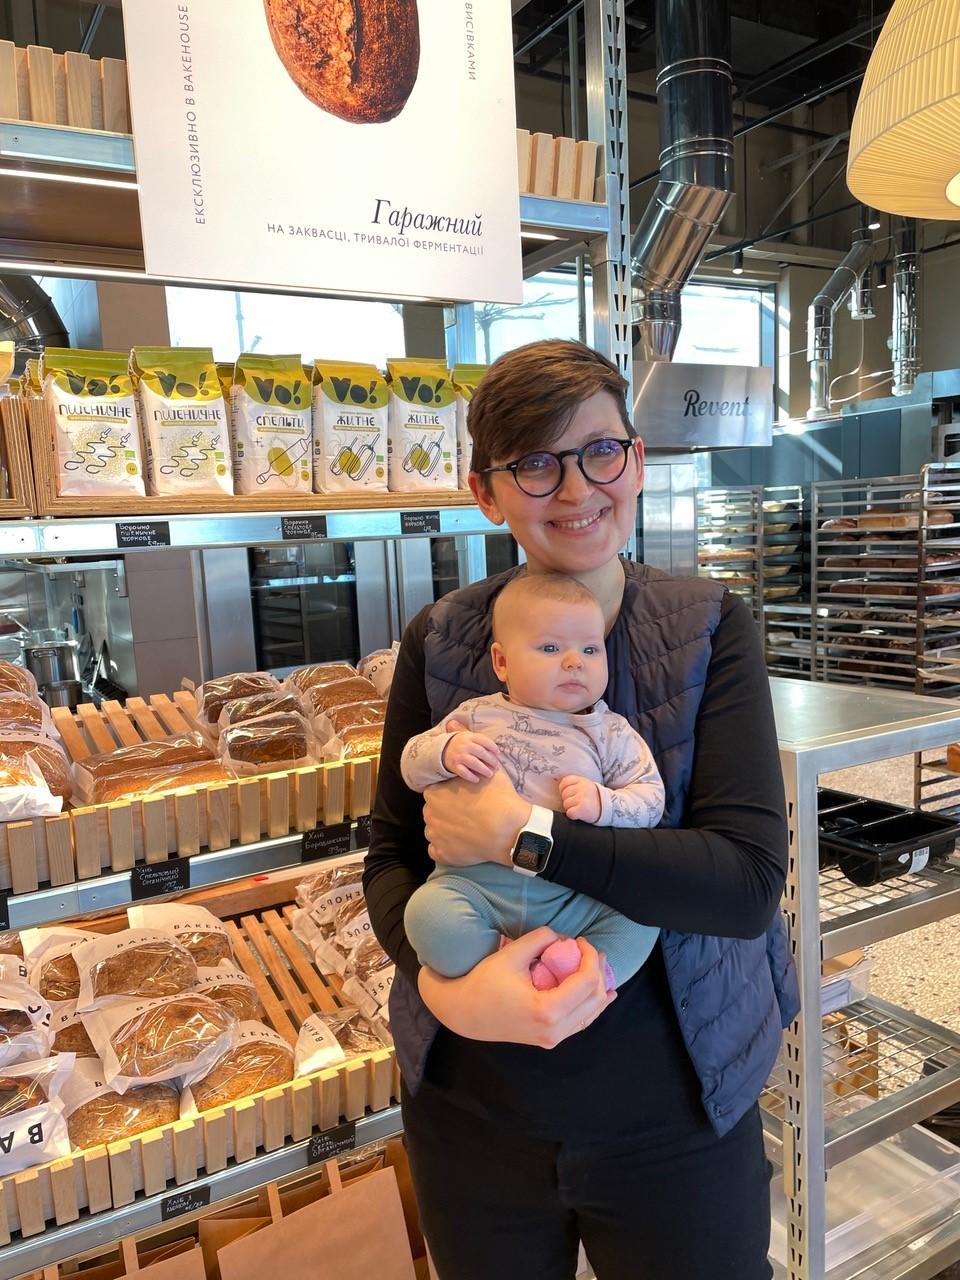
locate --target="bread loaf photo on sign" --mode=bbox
[263,0,420,124]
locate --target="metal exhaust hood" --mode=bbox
[633,359,773,451]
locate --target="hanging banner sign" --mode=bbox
[121,0,523,304]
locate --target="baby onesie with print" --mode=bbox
[400,692,665,987]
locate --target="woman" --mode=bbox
[364,340,799,1280]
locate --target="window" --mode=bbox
[165,287,406,366]
[672,283,772,367]
[473,270,593,364]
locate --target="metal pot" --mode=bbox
[24,641,79,687]
[41,679,82,710]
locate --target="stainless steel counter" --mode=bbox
[773,677,960,1279]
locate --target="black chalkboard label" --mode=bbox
[131,857,191,900]
[400,510,441,535]
[302,821,353,862]
[161,1185,210,1220]
[307,1120,356,1165]
[281,515,328,541]
[354,814,372,848]
[116,521,172,549]
[0,889,9,932]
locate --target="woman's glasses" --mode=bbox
[480,437,635,498]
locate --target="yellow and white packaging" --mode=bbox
[131,346,233,496]
[312,360,387,494]
[41,349,146,497]
[386,358,458,492]
[231,352,312,495]
[452,363,487,489]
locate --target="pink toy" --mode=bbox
[529,937,615,992]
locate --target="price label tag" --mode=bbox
[354,814,372,848]
[131,857,191,900]
[400,510,441,535]
[116,520,172,549]
[0,889,9,932]
[281,515,328,541]
[161,1185,211,1220]
[307,1120,356,1165]
[302,821,353,862]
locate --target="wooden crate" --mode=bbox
[0,886,398,1240]
[0,397,38,516]
[0,689,378,896]
[23,396,471,517]
[0,41,130,132]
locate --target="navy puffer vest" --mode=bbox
[389,559,800,1137]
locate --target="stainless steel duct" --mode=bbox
[892,217,919,397]
[0,277,68,372]
[806,219,874,419]
[630,0,734,362]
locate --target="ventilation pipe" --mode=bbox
[891,217,919,397]
[806,217,874,419]
[630,0,734,362]
[0,277,68,371]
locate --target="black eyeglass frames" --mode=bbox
[480,437,635,497]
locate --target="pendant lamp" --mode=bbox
[847,0,960,218]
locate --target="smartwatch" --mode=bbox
[510,804,554,876]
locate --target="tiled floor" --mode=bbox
[820,754,960,1280]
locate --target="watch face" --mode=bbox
[514,831,552,873]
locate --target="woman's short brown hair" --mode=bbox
[468,340,634,476]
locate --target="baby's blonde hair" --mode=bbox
[492,572,601,642]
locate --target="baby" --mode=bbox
[401,572,665,992]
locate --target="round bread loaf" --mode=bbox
[67,1082,180,1151]
[263,0,420,124]
[191,1039,294,1113]
[0,662,35,695]
[53,1019,97,1057]
[112,996,235,1079]
[39,951,81,1002]
[197,979,263,1024]
[0,1073,44,1118]
[177,931,232,968]
[0,693,47,737]
[0,738,71,798]
[91,939,198,1001]
[0,1010,31,1042]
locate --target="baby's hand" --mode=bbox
[441,731,500,783]
[559,775,602,823]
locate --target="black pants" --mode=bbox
[402,1081,773,1280]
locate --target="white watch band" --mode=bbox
[524,804,555,839]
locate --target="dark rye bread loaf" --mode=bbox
[263,0,420,124]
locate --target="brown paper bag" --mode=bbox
[218,1161,416,1280]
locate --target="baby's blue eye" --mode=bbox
[583,646,599,655]
[541,643,558,653]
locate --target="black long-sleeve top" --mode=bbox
[363,589,788,1143]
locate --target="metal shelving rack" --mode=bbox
[772,677,960,1280]
[811,464,960,694]
[763,485,811,679]
[696,484,764,634]
[0,3,634,1274]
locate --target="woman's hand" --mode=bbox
[417,928,615,1048]
[423,766,530,867]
